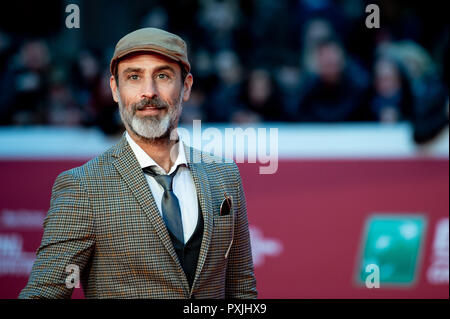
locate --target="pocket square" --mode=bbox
[220,192,233,216]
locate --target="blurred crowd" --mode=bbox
[0,0,448,143]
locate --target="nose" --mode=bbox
[141,77,158,99]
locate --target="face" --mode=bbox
[110,53,193,140]
[316,44,344,83]
[249,69,271,106]
[374,59,400,97]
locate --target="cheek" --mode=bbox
[166,87,183,105]
[118,88,140,106]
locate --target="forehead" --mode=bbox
[117,52,181,73]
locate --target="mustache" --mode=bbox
[132,97,168,111]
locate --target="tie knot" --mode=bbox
[143,165,180,191]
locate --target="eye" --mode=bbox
[128,74,139,80]
[157,73,169,80]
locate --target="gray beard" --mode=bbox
[118,94,180,141]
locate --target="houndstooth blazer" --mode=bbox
[19,133,257,299]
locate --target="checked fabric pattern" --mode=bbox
[19,133,257,299]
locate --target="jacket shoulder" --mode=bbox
[56,142,120,182]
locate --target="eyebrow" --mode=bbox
[122,67,144,75]
[153,65,176,75]
[122,65,176,76]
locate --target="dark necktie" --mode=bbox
[143,165,184,244]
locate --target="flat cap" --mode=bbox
[110,27,190,76]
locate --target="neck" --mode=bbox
[127,128,179,174]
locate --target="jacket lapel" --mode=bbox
[184,144,214,297]
[110,134,190,293]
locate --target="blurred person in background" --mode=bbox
[296,37,371,122]
[140,6,169,30]
[47,67,83,126]
[0,40,51,125]
[179,82,207,124]
[395,41,449,144]
[299,18,336,75]
[231,68,286,123]
[178,48,214,124]
[196,0,241,52]
[70,50,123,135]
[273,64,301,122]
[242,0,298,67]
[0,30,13,76]
[70,50,102,127]
[374,41,448,143]
[207,50,243,122]
[71,50,101,107]
[0,30,15,121]
[370,56,414,123]
[0,0,446,132]
[88,69,123,136]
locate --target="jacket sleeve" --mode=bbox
[225,163,258,298]
[18,170,95,299]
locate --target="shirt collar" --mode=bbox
[125,131,188,175]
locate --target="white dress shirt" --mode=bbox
[125,132,199,244]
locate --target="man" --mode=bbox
[19,28,257,299]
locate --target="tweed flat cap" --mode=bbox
[110,27,190,76]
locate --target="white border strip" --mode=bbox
[0,123,448,159]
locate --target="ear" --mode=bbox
[182,73,193,102]
[110,75,119,103]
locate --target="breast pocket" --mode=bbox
[212,213,235,260]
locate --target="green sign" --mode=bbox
[358,215,426,286]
